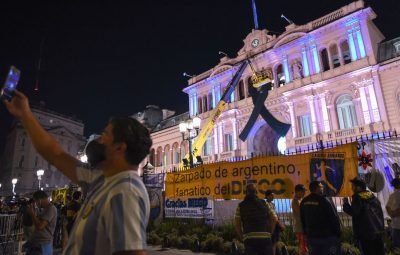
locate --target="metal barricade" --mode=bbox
[0,214,24,255]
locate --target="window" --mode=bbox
[276,64,285,86]
[21,138,25,147]
[174,150,180,164]
[197,97,203,114]
[18,155,24,168]
[298,115,313,137]
[224,134,234,152]
[203,96,208,112]
[329,44,341,68]
[203,137,213,156]
[336,95,358,129]
[320,48,330,71]
[208,93,213,110]
[238,80,246,100]
[340,41,351,64]
[34,156,39,167]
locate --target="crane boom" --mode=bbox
[182,60,249,166]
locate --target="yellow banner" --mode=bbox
[166,143,358,199]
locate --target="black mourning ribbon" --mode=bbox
[239,83,291,141]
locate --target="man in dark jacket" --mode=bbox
[235,183,277,255]
[343,177,384,255]
[300,181,341,255]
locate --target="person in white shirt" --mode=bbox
[3,91,152,255]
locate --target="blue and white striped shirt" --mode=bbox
[63,166,150,255]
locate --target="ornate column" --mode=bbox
[231,118,238,150]
[307,96,318,134]
[347,29,358,61]
[320,94,331,132]
[358,86,371,124]
[372,75,388,123]
[287,102,297,138]
[355,26,366,58]
[311,44,321,74]
[213,127,219,155]
[327,105,339,131]
[218,123,224,153]
[301,47,310,77]
[283,56,291,83]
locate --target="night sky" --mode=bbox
[0,0,399,153]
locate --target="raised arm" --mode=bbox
[3,91,79,182]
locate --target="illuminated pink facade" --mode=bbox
[148,0,400,173]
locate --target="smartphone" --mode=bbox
[1,66,21,101]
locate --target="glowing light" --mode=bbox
[80,155,88,163]
[277,137,287,155]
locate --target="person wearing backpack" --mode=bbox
[343,177,384,255]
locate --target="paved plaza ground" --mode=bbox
[53,246,216,254]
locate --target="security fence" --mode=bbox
[0,214,23,255]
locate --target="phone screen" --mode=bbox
[1,66,21,100]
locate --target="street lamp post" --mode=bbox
[36,169,45,190]
[179,117,201,168]
[11,178,18,196]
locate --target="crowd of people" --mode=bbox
[235,176,400,255]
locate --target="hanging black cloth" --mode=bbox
[239,83,291,141]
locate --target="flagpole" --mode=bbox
[251,0,259,29]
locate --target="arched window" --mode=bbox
[149,148,155,166]
[202,137,213,156]
[320,48,330,72]
[238,80,245,100]
[164,145,171,166]
[156,147,163,167]
[329,44,340,68]
[276,64,285,86]
[172,143,180,164]
[336,95,358,129]
[340,40,351,64]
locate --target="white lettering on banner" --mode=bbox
[165,197,214,219]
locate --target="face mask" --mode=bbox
[85,140,106,168]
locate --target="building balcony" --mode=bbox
[288,123,383,148]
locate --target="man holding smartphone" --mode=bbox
[3,90,152,255]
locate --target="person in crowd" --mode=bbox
[18,198,35,241]
[343,177,384,255]
[300,181,341,255]
[25,190,57,255]
[65,191,82,235]
[235,183,277,255]
[386,178,400,252]
[265,190,285,255]
[291,184,308,255]
[3,90,152,255]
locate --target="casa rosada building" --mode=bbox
[146,0,400,173]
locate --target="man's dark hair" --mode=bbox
[72,191,82,200]
[109,117,153,165]
[309,181,321,193]
[33,190,48,200]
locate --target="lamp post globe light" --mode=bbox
[36,169,45,190]
[179,116,201,168]
[11,178,18,196]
